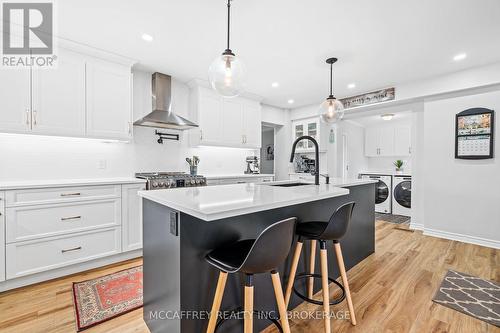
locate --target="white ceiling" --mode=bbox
[56,0,500,109]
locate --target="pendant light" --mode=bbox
[208,0,246,98]
[318,57,344,123]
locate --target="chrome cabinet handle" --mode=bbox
[25,108,30,125]
[60,192,81,197]
[128,122,132,134]
[33,110,37,125]
[61,246,82,253]
[409,147,412,154]
[200,130,203,140]
[61,215,81,221]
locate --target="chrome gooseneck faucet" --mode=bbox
[290,136,329,185]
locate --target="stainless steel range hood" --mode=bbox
[133,72,198,130]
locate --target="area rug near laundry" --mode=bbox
[72,265,143,331]
[375,212,410,224]
[433,270,500,327]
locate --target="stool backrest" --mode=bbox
[319,201,355,241]
[239,217,297,274]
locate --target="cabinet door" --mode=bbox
[293,121,306,149]
[86,59,132,140]
[0,191,5,282]
[0,68,31,133]
[243,103,261,148]
[122,184,145,252]
[379,128,395,156]
[31,50,86,136]
[364,128,379,156]
[198,92,223,144]
[394,126,411,156]
[305,120,318,149]
[221,99,244,145]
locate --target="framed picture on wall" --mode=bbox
[455,108,494,159]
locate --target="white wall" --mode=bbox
[421,90,500,248]
[0,72,257,181]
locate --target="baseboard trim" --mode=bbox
[423,228,500,249]
[410,223,424,231]
[0,250,142,292]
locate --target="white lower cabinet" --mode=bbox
[207,176,274,185]
[0,191,5,282]
[6,228,121,279]
[121,184,145,252]
[0,181,145,289]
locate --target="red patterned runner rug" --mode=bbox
[72,265,143,331]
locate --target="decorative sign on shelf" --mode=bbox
[340,87,395,109]
[455,108,494,159]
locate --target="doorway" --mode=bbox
[260,125,275,174]
[342,133,349,178]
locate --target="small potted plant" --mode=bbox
[393,160,404,172]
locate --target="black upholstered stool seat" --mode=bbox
[205,239,254,273]
[295,221,328,239]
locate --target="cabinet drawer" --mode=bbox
[218,178,248,185]
[5,185,121,206]
[6,228,121,279]
[6,199,121,243]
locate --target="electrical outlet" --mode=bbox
[98,160,107,169]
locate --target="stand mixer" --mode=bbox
[244,156,260,174]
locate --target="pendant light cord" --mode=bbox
[329,62,334,97]
[226,0,231,51]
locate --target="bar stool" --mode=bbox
[205,217,297,333]
[284,202,356,333]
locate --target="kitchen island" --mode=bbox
[138,178,376,333]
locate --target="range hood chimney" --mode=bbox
[133,72,198,130]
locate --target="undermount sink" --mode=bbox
[268,182,314,187]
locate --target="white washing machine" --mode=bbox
[392,175,411,216]
[360,174,392,214]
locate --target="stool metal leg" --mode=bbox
[284,240,303,308]
[207,271,228,333]
[271,270,291,333]
[244,274,254,333]
[334,242,356,325]
[319,241,331,333]
[308,240,317,298]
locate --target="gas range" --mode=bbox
[135,172,207,190]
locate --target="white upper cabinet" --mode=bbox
[221,99,244,145]
[292,117,327,152]
[364,125,411,157]
[31,49,86,136]
[0,43,134,141]
[190,85,262,148]
[86,59,132,140]
[0,68,31,133]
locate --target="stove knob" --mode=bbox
[196,179,201,184]
[159,182,165,187]
[152,182,158,188]
[190,179,195,185]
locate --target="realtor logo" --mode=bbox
[1,1,56,67]
[2,2,53,54]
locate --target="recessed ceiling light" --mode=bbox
[381,113,395,121]
[347,83,356,89]
[141,33,153,42]
[271,82,279,88]
[287,99,295,104]
[453,53,467,61]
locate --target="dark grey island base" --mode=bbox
[143,183,375,333]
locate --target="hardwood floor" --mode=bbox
[0,221,498,333]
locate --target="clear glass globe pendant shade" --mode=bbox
[208,52,246,98]
[319,96,344,123]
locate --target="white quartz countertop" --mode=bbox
[0,177,146,190]
[138,182,349,221]
[359,170,412,176]
[204,174,274,180]
[264,178,378,187]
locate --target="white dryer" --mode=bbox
[360,174,392,214]
[392,175,411,216]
